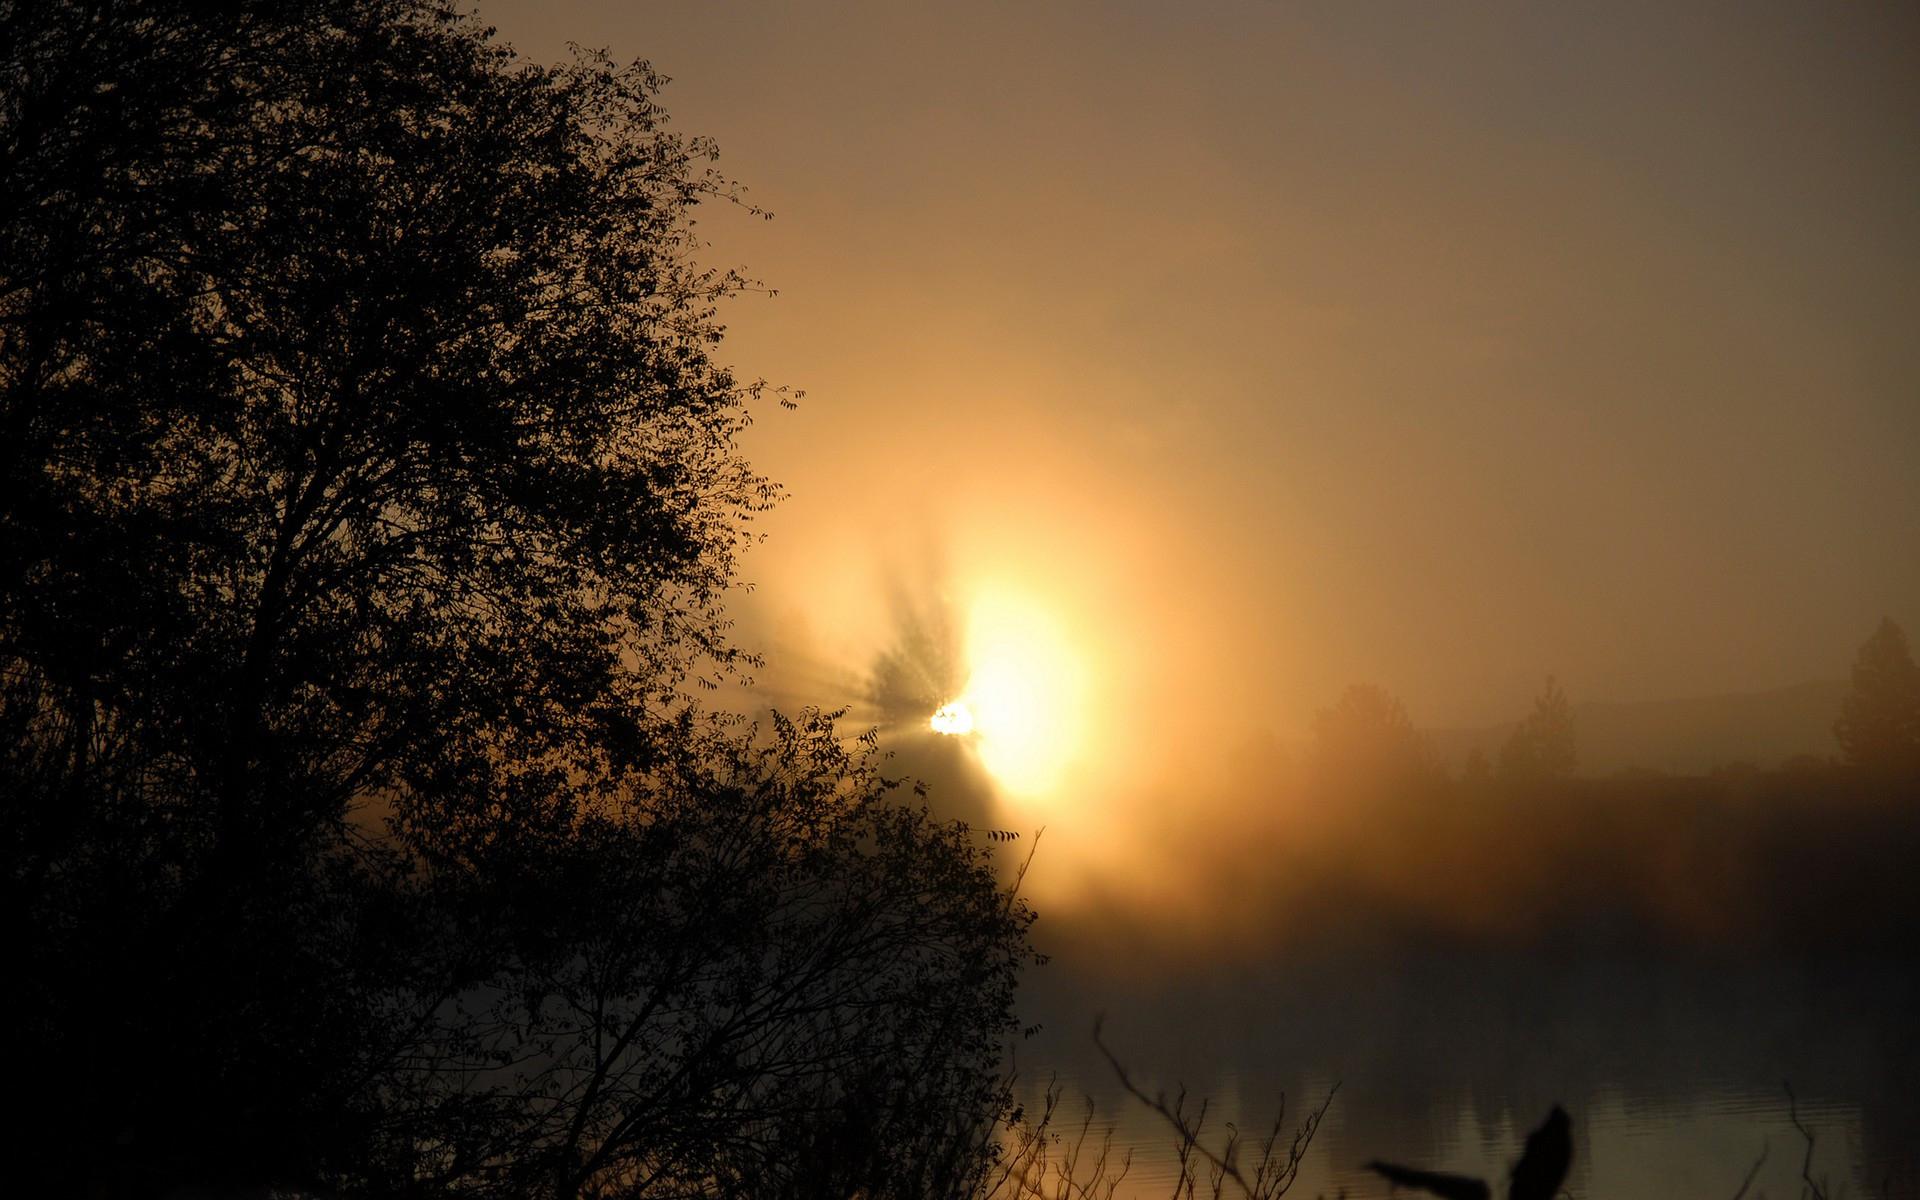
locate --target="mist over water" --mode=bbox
[738,577,1920,1197]
[1018,946,1918,1200]
[461,2,1920,1191]
[997,750,1919,1197]
[12,0,1916,1193]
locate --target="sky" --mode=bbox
[476,0,1919,884]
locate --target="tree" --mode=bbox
[1834,617,1920,772]
[1498,676,1576,783]
[1309,683,1442,796]
[2,3,1031,1194]
[378,711,1031,1200]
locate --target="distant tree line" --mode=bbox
[1,3,1032,1196]
[1306,674,1578,800]
[1268,621,1920,955]
[1307,617,1920,798]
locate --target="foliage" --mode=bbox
[1498,676,1577,783]
[377,711,1033,1200]
[1,2,1031,1195]
[1833,617,1920,772]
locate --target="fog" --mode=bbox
[449,8,1920,1190]
[470,0,1920,939]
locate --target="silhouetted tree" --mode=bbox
[1833,618,1920,773]
[378,711,1032,1200]
[1498,676,1576,783]
[2,3,1031,1195]
[1309,683,1442,797]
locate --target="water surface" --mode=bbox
[1012,948,1918,1199]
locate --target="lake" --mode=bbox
[1010,945,1919,1199]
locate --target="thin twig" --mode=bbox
[1093,1016,1335,1199]
[1785,1082,1830,1200]
[1729,1138,1768,1200]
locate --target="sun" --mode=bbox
[930,700,974,735]
[929,589,1085,796]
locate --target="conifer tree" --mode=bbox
[1834,617,1920,772]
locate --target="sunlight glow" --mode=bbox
[930,700,974,735]
[953,590,1085,796]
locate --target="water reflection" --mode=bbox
[1014,949,1919,1198]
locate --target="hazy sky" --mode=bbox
[477,1,1918,824]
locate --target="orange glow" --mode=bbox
[486,0,1920,938]
[930,700,974,735]
[954,589,1086,798]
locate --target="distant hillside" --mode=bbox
[1428,679,1849,777]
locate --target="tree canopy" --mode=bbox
[1498,676,1577,783]
[1834,617,1920,772]
[1308,683,1442,797]
[2,2,1032,1195]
